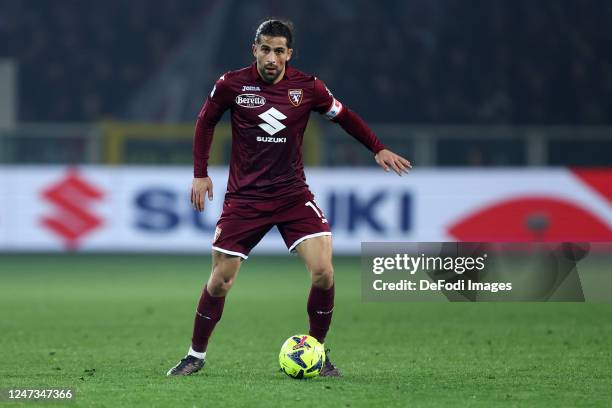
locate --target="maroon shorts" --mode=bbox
[212,191,331,259]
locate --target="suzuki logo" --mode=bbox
[41,170,105,249]
[258,107,287,135]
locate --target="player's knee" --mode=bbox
[310,263,334,288]
[208,274,235,296]
[208,256,240,296]
[221,274,237,290]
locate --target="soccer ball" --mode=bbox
[279,334,325,379]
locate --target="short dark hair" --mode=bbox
[254,19,294,49]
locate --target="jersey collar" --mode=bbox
[250,62,292,83]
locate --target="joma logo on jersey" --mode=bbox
[242,85,261,91]
[288,89,303,107]
[236,94,266,108]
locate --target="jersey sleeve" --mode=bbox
[312,78,343,120]
[198,74,233,118]
[193,75,233,178]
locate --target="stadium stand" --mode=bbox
[0,0,610,125]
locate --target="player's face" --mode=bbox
[252,35,293,84]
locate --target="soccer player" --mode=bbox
[167,19,411,377]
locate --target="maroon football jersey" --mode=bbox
[194,63,384,201]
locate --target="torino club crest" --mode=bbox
[288,89,303,107]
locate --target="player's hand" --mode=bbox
[375,149,412,176]
[191,177,213,212]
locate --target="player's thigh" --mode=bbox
[295,235,334,282]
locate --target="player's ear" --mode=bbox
[287,48,293,61]
[252,43,257,57]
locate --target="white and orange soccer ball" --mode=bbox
[278,334,325,379]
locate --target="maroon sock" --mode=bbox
[191,287,225,353]
[307,284,335,344]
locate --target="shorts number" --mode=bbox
[305,201,327,224]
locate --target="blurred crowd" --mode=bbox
[1,0,611,124]
[0,0,206,121]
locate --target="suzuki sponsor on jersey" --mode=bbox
[235,94,266,108]
[256,136,287,143]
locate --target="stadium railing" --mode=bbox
[1,122,611,167]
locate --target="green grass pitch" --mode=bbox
[1,254,611,407]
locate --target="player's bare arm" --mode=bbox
[375,149,412,176]
[191,177,213,212]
